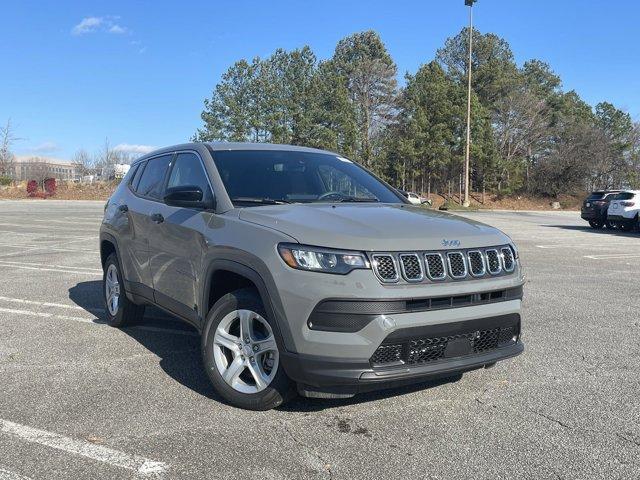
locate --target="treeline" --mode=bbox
[194,29,640,197]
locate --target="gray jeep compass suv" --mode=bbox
[100,142,524,410]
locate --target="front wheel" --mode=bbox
[588,220,603,229]
[201,288,295,410]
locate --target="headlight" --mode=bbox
[278,244,369,274]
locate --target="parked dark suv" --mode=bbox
[100,142,524,410]
[580,190,621,229]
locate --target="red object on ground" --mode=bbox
[27,180,38,197]
[44,178,56,196]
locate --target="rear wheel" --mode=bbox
[588,220,603,229]
[103,253,145,327]
[201,288,295,410]
[620,220,634,232]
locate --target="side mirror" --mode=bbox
[164,185,210,209]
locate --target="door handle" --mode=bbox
[150,213,164,224]
[118,204,128,213]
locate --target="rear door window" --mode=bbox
[614,192,635,200]
[135,155,172,200]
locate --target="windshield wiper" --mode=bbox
[231,197,292,205]
[337,196,379,203]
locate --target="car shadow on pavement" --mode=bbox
[543,224,639,237]
[69,280,464,411]
[68,281,222,402]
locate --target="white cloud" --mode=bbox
[108,24,127,34]
[29,141,61,154]
[71,17,103,35]
[113,144,156,155]
[71,16,129,36]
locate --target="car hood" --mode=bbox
[238,203,511,251]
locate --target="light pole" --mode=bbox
[463,0,476,208]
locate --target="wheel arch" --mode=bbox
[201,258,295,353]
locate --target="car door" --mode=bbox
[147,151,215,325]
[112,161,153,298]
[127,153,174,297]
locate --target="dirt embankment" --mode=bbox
[0,181,583,210]
[0,181,119,201]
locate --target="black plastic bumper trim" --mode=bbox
[307,285,523,333]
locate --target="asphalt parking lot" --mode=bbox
[0,200,638,479]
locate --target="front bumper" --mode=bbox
[282,312,523,397]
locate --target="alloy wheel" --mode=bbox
[213,309,279,394]
[105,264,120,316]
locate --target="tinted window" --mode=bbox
[136,155,172,200]
[212,150,402,205]
[130,161,146,190]
[614,192,635,200]
[587,192,606,200]
[166,152,214,203]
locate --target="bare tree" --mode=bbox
[72,149,93,178]
[0,119,19,179]
[94,138,118,178]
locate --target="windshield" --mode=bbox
[212,150,404,206]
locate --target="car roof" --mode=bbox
[131,142,341,166]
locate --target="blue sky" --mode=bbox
[2,0,639,160]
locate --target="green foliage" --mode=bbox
[195,28,640,198]
[0,175,12,186]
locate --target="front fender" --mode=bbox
[199,252,295,354]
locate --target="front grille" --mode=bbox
[370,344,403,365]
[370,323,519,367]
[468,250,486,276]
[424,253,446,280]
[399,254,423,281]
[370,245,516,284]
[372,254,398,282]
[501,247,515,272]
[486,249,502,274]
[447,252,467,278]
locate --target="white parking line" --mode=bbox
[0,419,168,477]
[0,305,198,337]
[0,260,101,272]
[584,254,640,259]
[0,263,100,276]
[0,467,33,480]
[0,307,97,323]
[0,296,103,312]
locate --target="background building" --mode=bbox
[13,156,77,182]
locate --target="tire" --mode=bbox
[103,253,145,327]
[588,220,603,229]
[620,221,634,232]
[201,288,295,410]
[604,220,614,229]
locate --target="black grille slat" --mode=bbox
[501,247,515,272]
[373,255,398,282]
[447,252,467,279]
[400,254,423,281]
[468,251,485,276]
[370,325,519,367]
[370,344,403,365]
[486,249,502,274]
[424,253,446,280]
